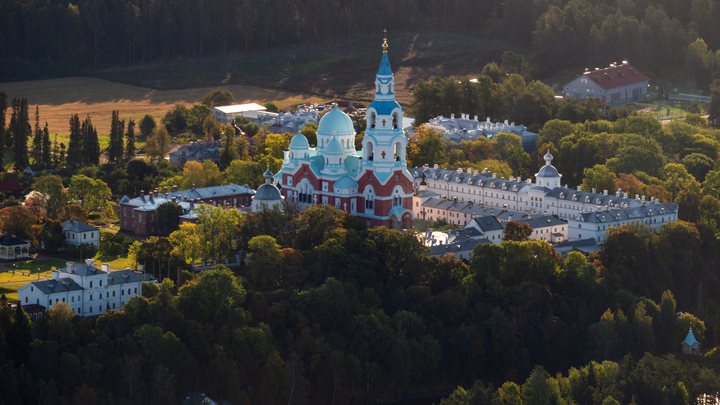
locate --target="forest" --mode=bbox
[3,0,720,86]
[1,202,720,405]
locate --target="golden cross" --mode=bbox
[382,29,388,53]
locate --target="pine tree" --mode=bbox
[12,98,30,171]
[125,119,136,160]
[31,105,43,164]
[0,92,6,171]
[59,143,66,165]
[42,123,51,164]
[82,116,100,166]
[67,114,82,168]
[107,110,125,163]
[52,134,59,165]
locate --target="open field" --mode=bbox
[0,272,39,283]
[0,77,329,135]
[634,99,706,118]
[0,283,25,301]
[7,259,67,277]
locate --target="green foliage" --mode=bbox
[138,114,156,138]
[201,90,236,108]
[263,102,279,113]
[162,103,189,133]
[154,202,185,236]
[67,175,111,213]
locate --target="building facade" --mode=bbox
[276,37,415,228]
[212,103,267,124]
[563,62,650,105]
[62,219,100,247]
[168,139,223,168]
[119,184,255,235]
[17,259,153,317]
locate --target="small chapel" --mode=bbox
[276,33,415,229]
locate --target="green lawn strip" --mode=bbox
[0,283,26,301]
[108,226,120,232]
[0,272,39,283]
[7,259,67,276]
[94,253,130,270]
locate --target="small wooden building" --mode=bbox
[682,327,700,355]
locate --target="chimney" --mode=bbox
[190,200,195,209]
[577,186,581,191]
[492,173,497,179]
[101,264,110,273]
[184,196,188,202]
[192,184,196,190]
[69,218,74,224]
[165,192,168,199]
[173,185,178,192]
[154,189,159,198]
[51,270,59,280]
[623,193,628,199]
[603,190,608,196]
[592,188,596,194]
[164,186,168,194]
[616,189,621,197]
[66,262,74,272]
[172,196,177,203]
[641,195,646,201]
[635,194,640,200]
[140,190,145,197]
[85,258,95,268]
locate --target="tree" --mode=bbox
[125,119,136,160]
[68,175,112,213]
[0,206,37,238]
[187,104,212,131]
[682,153,713,183]
[176,266,245,327]
[264,133,289,159]
[41,123,51,164]
[166,160,223,190]
[138,114,156,137]
[414,125,447,166]
[31,105,43,164]
[247,235,281,288]
[155,202,184,236]
[522,366,563,405]
[615,173,643,198]
[220,125,238,167]
[170,223,203,266]
[582,164,617,193]
[193,204,243,261]
[62,204,89,223]
[11,98,30,171]
[503,220,532,241]
[162,104,189,133]
[263,102,279,112]
[106,110,125,163]
[146,127,172,161]
[33,175,67,218]
[225,159,263,188]
[0,92,6,169]
[67,114,82,168]
[677,190,701,223]
[201,90,236,107]
[300,122,317,146]
[81,116,100,166]
[475,159,513,179]
[538,119,577,146]
[708,80,720,128]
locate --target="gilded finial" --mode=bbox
[382,29,388,54]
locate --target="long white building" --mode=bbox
[410,151,678,241]
[17,259,153,317]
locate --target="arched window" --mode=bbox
[392,113,398,129]
[365,142,374,161]
[370,112,376,129]
[365,189,374,210]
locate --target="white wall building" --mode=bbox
[426,115,538,150]
[62,219,100,247]
[410,151,678,242]
[569,203,678,242]
[17,259,153,317]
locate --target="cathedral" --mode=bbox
[276,35,415,228]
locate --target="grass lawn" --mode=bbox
[634,99,705,118]
[0,283,26,301]
[0,272,40,283]
[94,253,131,269]
[108,226,120,232]
[7,259,68,277]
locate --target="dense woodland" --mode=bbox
[1,203,720,404]
[4,0,720,85]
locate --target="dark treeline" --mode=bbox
[4,0,720,85]
[1,204,719,404]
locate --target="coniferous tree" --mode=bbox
[67,114,82,168]
[107,110,125,163]
[42,123,51,164]
[12,98,30,171]
[82,116,101,166]
[31,105,43,164]
[125,119,136,160]
[0,92,6,170]
[59,143,66,166]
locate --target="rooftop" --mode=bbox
[580,62,650,90]
[63,219,97,233]
[213,103,267,114]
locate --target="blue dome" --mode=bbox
[254,184,282,201]
[289,132,309,149]
[334,176,359,189]
[536,165,560,178]
[318,106,355,137]
[325,137,343,155]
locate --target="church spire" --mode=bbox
[382,29,388,54]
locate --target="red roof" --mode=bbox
[0,180,23,193]
[584,63,650,90]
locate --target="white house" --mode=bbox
[62,219,100,247]
[464,216,505,244]
[17,259,153,317]
[568,202,678,242]
[506,214,568,243]
[563,61,650,105]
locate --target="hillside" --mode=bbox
[94,31,528,106]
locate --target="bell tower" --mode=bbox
[363,30,406,172]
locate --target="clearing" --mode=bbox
[7,259,68,277]
[0,283,25,301]
[0,77,328,135]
